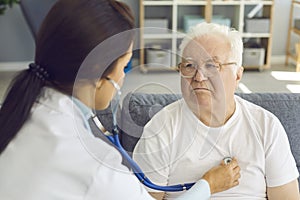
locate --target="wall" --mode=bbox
[0,5,34,62]
[0,0,292,65]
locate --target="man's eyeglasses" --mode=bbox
[177,59,237,78]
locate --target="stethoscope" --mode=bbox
[91,77,232,192]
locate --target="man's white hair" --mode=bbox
[179,22,243,71]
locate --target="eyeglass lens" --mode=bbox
[179,60,219,78]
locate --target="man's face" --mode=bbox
[180,34,242,114]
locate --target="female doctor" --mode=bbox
[0,0,240,199]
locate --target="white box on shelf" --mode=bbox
[242,48,265,68]
[144,18,169,34]
[212,16,231,27]
[183,15,231,33]
[146,48,171,68]
[245,18,270,33]
[183,15,205,32]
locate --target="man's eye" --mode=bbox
[205,63,216,69]
[184,63,194,68]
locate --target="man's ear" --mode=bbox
[235,66,244,90]
[236,66,244,83]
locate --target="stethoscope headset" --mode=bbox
[91,77,232,192]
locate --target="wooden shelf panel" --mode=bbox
[242,33,271,38]
[140,65,177,73]
[293,0,300,6]
[143,1,173,6]
[143,33,173,39]
[243,1,273,5]
[286,1,300,71]
[211,1,242,5]
[287,52,297,62]
[176,1,207,6]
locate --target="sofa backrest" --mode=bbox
[120,92,300,184]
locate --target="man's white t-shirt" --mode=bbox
[133,96,299,199]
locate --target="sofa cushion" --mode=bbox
[120,92,300,185]
[120,93,181,153]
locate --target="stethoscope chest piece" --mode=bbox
[223,157,232,165]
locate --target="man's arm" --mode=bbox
[148,158,241,200]
[267,179,300,200]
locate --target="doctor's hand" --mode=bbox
[201,158,240,194]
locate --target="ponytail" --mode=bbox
[0,64,48,154]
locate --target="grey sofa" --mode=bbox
[118,92,300,186]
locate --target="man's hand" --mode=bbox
[202,157,241,194]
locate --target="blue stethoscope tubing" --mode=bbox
[108,128,195,191]
[91,77,195,192]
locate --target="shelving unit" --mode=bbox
[139,0,274,73]
[285,0,300,72]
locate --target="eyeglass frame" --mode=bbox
[177,58,237,78]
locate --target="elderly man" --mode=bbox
[133,22,299,200]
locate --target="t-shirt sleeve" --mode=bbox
[265,117,299,187]
[133,109,173,192]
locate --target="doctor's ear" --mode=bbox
[95,79,104,89]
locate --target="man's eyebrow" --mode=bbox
[182,57,194,62]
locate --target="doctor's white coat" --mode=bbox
[0,87,152,200]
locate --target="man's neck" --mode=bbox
[192,100,236,127]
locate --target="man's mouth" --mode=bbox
[193,87,210,91]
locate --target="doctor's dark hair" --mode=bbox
[0,0,134,154]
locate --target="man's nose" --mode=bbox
[193,68,208,82]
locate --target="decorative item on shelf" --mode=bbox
[144,18,169,34]
[0,0,19,15]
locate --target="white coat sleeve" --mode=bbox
[176,179,211,200]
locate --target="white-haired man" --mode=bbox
[133,22,299,200]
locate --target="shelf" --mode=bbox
[286,0,300,71]
[243,1,273,5]
[143,1,173,6]
[211,1,241,6]
[242,33,271,38]
[176,1,207,6]
[287,52,297,61]
[143,33,173,39]
[140,65,177,73]
[140,0,274,72]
